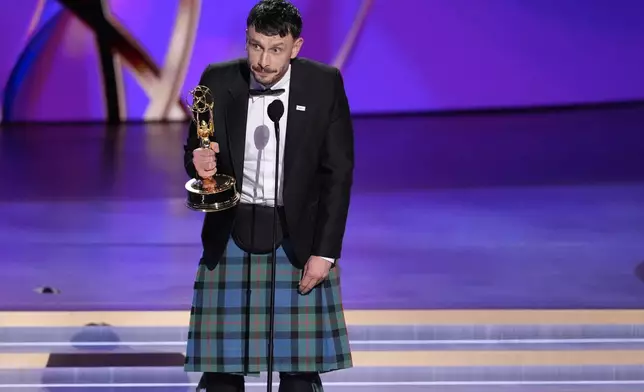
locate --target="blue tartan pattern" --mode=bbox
[184,239,353,376]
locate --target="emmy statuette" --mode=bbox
[184,85,240,212]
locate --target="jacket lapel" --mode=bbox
[283,59,311,193]
[225,61,250,191]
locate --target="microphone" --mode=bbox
[266,98,284,392]
[267,99,284,140]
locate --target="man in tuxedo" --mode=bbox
[182,1,354,391]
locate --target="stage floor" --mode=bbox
[1,104,644,311]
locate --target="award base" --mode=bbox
[185,174,240,212]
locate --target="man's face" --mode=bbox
[246,26,303,86]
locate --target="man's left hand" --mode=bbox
[298,256,332,294]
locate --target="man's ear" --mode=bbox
[291,37,304,58]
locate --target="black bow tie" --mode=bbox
[249,88,285,96]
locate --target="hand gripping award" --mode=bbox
[184,85,240,212]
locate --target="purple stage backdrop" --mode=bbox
[1,0,643,122]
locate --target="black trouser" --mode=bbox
[197,372,323,392]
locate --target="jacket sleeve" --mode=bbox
[312,69,355,260]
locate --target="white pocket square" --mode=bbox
[296,105,306,111]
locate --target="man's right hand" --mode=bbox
[192,142,219,178]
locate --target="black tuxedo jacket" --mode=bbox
[183,57,354,269]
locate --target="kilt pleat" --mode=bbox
[184,239,353,376]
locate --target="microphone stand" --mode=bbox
[266,103,282,392]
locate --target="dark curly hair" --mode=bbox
[246,0,303,38]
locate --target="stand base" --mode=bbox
[185,194,240,212]
[185,175,240,212]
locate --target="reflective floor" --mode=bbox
[1,103,644,390]
[1,104,644,311]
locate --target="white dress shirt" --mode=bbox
[240,66,290,207]
[240,65,334,264]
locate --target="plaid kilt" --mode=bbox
[184,239,353,376]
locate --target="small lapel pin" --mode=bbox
[296,105,306,111]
